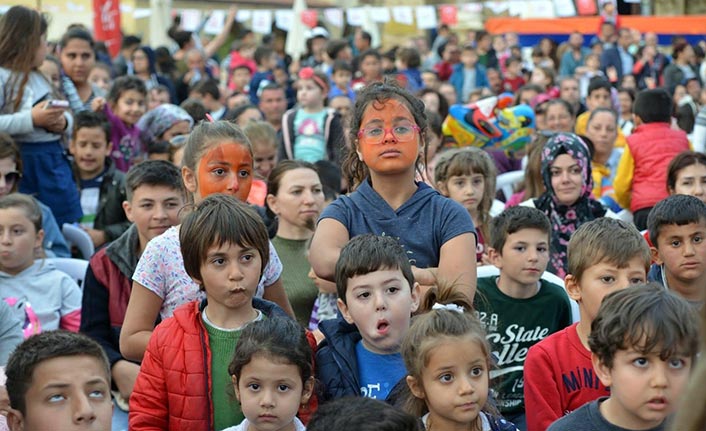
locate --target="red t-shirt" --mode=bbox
[524,323,610,431]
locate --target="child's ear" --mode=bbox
[181,166,197,194]
[406,375,425,400]
[410,282,421,313]
[6,408,25,431]
[104,141,113,156]
[34,229,44,250]
[650,246,663,265]
[565,274,582,302]
[436,181,448,195]
[301,376,315,405]
[337,297,354,324]
[487,247,502,269]
[591,352,613,389]
[122,200,133,222]
[232,375,242,403]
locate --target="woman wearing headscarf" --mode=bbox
[520,132,617,277]
[130,46,177,104]
[137,104,193,163]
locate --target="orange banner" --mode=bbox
[485,15,706,35]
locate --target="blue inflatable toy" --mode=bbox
[442,93,535,153]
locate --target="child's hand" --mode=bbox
[31,101,64,129]
[91,97,106,112]
[83,228,107,248]
[226,5,238,24]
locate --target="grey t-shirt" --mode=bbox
[548,397,667,431]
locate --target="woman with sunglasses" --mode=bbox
[0,133,70,257]
[137,104,193,165]
[310,79,477,302]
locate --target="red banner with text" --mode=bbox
[93,0,121,58]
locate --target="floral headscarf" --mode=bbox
[137,104,193,146]
[535,133,606,277]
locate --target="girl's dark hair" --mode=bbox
[228,316,313,385]
[343,77,429,189]
[107,75,147,104]
[59,27,95,50]
[265,160,320,223]
[666,150,706,193]
[0,6,49,112]
[179,194,270,285]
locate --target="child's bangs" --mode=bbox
[621,307,699,361]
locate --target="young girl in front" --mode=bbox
[310,79,477,300]
[91,75,148,172]
[225,316,315,431]
[0,194,81,337]
[129,194,292,431]
[281,67,344,165]
[401,285,518,431]
[0,6,82,227]
[120,121,293,363]
[434,147,497,265]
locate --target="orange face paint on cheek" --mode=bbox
[196,142,253,201]
[357,99,421,174]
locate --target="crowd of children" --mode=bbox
[1,3,706,431]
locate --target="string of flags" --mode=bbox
[172,1,589,35]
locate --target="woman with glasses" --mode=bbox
[310,79,477,302]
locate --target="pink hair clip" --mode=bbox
[205,113,215,123]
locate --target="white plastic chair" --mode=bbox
[62,223,95,260]
[476,265,580,323]
[495,170,525,201]
[47,258,89,288]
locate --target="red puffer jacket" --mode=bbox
[129,298,304,430]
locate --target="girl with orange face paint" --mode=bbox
[120,121,295,363]
[310,79,479,304]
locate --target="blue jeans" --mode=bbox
[18,140,82,226]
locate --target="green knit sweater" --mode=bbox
[271,236,319,326]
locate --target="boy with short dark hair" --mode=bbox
[647,194,706,304]
[475,206,572,429]
[548,283,699,431]
[70,110,129,249]
[450,44,489,104]
[574,77,620,140]
[189,78,228,120]
[316,234,421,401]
[502,56,526,92]
[524,217,651,431]
[249,46,277,105]
[395,47,424,93]
[80,160,186,409]
[614,89,691,229]
[329,60,355,101]
[5,330,113,430]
